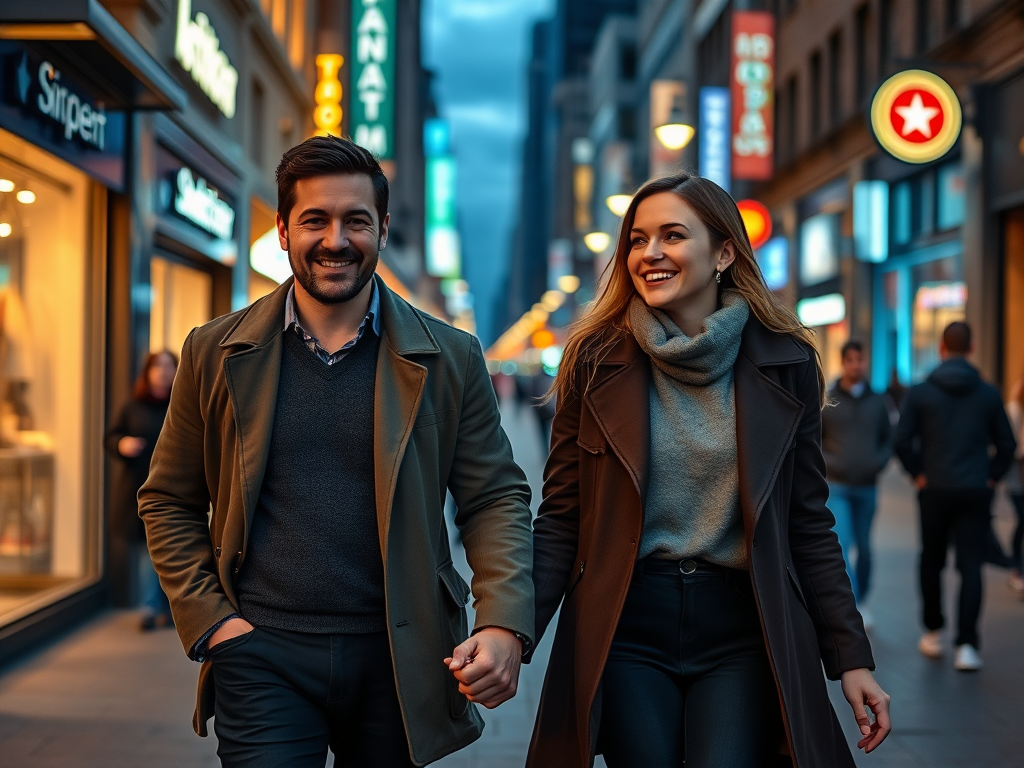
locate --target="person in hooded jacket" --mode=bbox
[894,322,1017,671]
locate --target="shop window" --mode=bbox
[910,256,965,381]
[150,257,213,356]
[0,130,98,627]
[893,181,912,245]
[937,163,965,230]
[799,213,840,285]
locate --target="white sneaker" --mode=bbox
[954,644,983,671]
[858,606,874,631]
[918,631,943,659]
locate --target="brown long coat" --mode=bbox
[527,318,874,768]
[139,277,534,766]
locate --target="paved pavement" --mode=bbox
[0,396,1022,766]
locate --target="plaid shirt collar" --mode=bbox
[283,279,381,366]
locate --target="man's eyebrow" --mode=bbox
[296,206,375,220]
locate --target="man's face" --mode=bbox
[276,174,389,305]
[842,348,866,383]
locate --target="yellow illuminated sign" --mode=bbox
[314,54,344,137]
[870,70,961,164]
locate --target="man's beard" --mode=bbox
[289,243,378,305]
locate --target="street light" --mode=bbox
[655,102,695,151]
[557,274,581,294]
[584,231,611,253]
[605,194,632,217]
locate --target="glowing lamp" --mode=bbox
[532,329,555,349]
[16,190,35,204]
[584,231,611,253]
[0,179,14,193]
[654,122,695,151]
[736,199,772,250]
[0,223,11,238]
[557,274,581,294]
[605,194,632,217]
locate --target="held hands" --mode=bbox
[208,617,254,649]
[118,436,147,458]
[444,627,523,709]
[840,668,891,753]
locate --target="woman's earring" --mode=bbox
[715,269,722,285]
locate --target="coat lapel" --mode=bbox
[372,276,439,556]
[220,279,291,532]
[734,319,809,536]
[584,334,650,502]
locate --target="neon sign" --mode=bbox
[175,0,238,119]
[314,54,344,137]
[351,0,395,159]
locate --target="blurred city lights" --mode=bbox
[0,223,11,238]
[531,329,555,349]
[16,189,35,204]
[736,199,772,249]
[557,274,581,294]
[654,121,695,150]
[606,194,632,217]
[0,179,14,193]
[584,231,611,253]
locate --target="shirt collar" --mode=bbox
[283,278,381,338]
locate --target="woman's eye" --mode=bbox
[664,231,682,241]
[630,237,645,248]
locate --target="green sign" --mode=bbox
[425,156,461,277]
[351,0,395,159]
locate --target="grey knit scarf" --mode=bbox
[628,290,750,568]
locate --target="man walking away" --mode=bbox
[895,322,1017,671]
[140,136,534,767]
[822,340,892,629]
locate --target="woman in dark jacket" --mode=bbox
[106,350,178,630]
[527,174,890,768]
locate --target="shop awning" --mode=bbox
[0,0,186,111]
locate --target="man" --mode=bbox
[139,136,534,767]
[822,340,892,629]
[895,321,1016,671]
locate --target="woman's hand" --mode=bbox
[118,436,147,458]
[840,668,891,753]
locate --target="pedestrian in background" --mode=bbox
[105,350,178,631]
[139,136,533,767]
[1005,374,1024,595]
[821,340,893,629]
[529,173,889,768]
[895,321,1017,671]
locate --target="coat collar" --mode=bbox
[584,315,808,541]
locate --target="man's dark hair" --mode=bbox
[276,135,389,228]
[841,340,864,359]
[942,321,972,354]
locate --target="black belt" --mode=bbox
[639,557,731,576]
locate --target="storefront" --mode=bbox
[870,158,967,391]
[0,3,183,658]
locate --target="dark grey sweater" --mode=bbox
[237,329,386,633]
[821,382,892,486]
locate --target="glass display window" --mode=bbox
[150,255,213,356]
[0,128,100,625]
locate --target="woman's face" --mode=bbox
[148,353,178,394]
[626,192,734,317]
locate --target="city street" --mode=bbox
[1,397,1022,767]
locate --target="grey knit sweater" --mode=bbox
[628,291,750,569]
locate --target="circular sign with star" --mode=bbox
[871,70,962,163]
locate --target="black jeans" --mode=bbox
[598,559,782,768]
[918,488,992,648]
[210,626,414,768]
[1011,493,1024,571]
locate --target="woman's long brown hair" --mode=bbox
[552,172,826,405]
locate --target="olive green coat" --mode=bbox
[139,276,534,765]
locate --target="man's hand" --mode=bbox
[118,436,147,458]
[841,668,891,753]
[444,627,522,709]
[914,474,927,490]
[208,617,254,650]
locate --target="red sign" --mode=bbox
[737,199,772,250]
[731,12,775,180]
[870,70,962,164]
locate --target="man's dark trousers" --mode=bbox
[918,488,992,647]
[210,626,415,768]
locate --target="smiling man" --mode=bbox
[139,136,534,767]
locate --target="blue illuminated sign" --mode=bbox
[699,87,731,193]
[756,236,788,291]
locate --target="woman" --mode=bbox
[527,173,890,768]
[1005,375,1024,594]
[106,350,178,630]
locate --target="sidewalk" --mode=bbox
[0,397,1022,766]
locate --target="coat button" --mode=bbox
[680,559,698,575]
[215,547,221,557]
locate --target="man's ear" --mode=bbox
[276,212,289,251]
[379,212,390,250]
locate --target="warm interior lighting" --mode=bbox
[655,122,696,151]
[0,179,14,193]
[606,194,632,217]
[532,329,555,349]
[0,23,96,40]
[0,223,11,238]
[16,190,36,204]
[584,231,611,253]
[557,274,581,294]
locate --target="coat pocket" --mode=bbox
[437,563,471,719]
[415,409,455,429]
